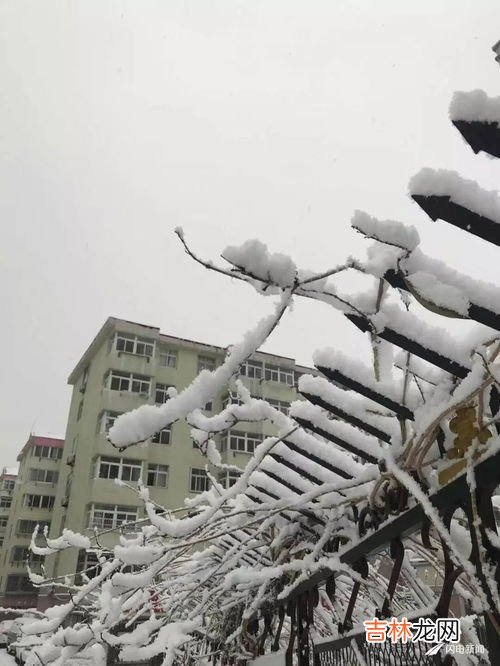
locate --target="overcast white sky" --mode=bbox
[2,0,500,467]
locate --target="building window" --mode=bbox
[228,431,263,454]
[159,349,177,368]
[264,365,294,385]
[98,411,121,434]
[17,520,50,535]
[33,445,63,460]
[5,574,34,594]
[222,393,244,409]
[0,517,8,528]
[11,547,44,564]
[76,550,101,583]
[222,392,263,409]
[239,360,263,379]
[81,364,90,391]
[88,504,138,531]
[95,457,142,483]
[28,469,59,484]
[115,332,155,358]
[155,383,174,404]
[152,427,171,445]
[107,371,151,396]
[77,400,84,421]
[204,401,213,412]
[198,356,216,372]
[267,398,291,414]
[190,468,210,493]
[147,464,169,488]
[0,496,12,508]
[2,479,15,491]
[218,471,241,488]
[24,494,55,510]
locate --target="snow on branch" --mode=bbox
[108,289,293,448]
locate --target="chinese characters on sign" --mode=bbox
[364,617,460,644]
[363,617,483,656]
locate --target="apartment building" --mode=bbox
[31,317,311,609]
[0,437,63,608]
[0,467,17,551]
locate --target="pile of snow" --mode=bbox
[404,270,470,315]
[371,304,473,368]
[290,400,383,461]
[449,89,500,124]
[352,210,420,251]
[409,168,500,225]
[405,248,500,314]
[313,348,421,409]
[223,239,297,288]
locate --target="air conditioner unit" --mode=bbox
[66,454,76,466]
[61,496,69,507]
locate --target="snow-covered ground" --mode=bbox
[0,649,17,665]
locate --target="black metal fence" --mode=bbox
[254,51,500,666]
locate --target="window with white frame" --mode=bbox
[33,445,62,460]
[98,411,122,434]
[222,392,261,409]
[155,383,174,404]
[264,364,294,385]
[0,516,8,528]
[239,360,263,379]
[159,349,177,368]
[88,504,138,530]
[198,355,216,372]
[106,371,151,395]
[17,520,50,535]
[222,393,243,409]
[115,332,155,357]
[267,398,291,414]
[24,494,55,509]
[28,469,59,484]
[0,496,12,508]
[190,468,210,493]
[228,431,263,454]
[2,479,15,491]
[152,427,171,445]
[147,464,169,487]
[95,456,142,482]
[218,471,241,488]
